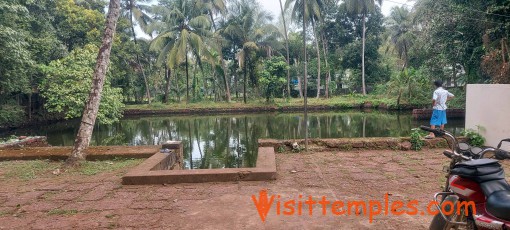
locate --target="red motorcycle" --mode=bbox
[420,126,510,230]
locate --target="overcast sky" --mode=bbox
[258,0,415,19]
[135,0,416,38]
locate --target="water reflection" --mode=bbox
[3,111,465,169]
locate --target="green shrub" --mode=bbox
[0,104,25,127]
[461,128,485,147]
[410,128,425,151]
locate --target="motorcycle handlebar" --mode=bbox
[420,126,445,136]
[419,126,469,160]
[495,149,510,160]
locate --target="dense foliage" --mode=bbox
[0,0,509,127]
[39,45,124,124]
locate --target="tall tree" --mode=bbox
[345,0,382,95]
[278,0,291,98]
[125,0,153,104]
[66,0,121,166]
[197,0,232,102]
[222,0,278,104]
[285,0,316,149]
[286,0,323,99]
[150,0,214,103]
[386,6,414,70]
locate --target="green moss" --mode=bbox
[75,158,143,176]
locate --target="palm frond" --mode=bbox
[189,15,212,30]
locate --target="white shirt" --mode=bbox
[433,87,454,110]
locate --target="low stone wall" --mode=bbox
[412,109,465,120]
[0,136,49,149]
[259,137,467,152]
[0,146,161,161]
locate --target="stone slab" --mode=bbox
[0,146,161,161]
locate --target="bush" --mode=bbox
[39,44,124,124]
[461,128,485,147]
[410,128,425,151]
[0,104,25,127]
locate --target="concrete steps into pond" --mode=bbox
[122,147,277,185]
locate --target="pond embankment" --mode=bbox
[123,103,427,116]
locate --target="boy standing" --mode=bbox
[426,80,454,139]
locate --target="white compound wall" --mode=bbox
[466,84,510,151]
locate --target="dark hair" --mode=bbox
[434,80,443,87]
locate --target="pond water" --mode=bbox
[3,111,465,169]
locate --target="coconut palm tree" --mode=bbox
[67,0,121,166]
[222,0,279,104]
[123,0,153,104]
[195,0,232,102]
[286,0,324,99]
[149,0,214,103]
[345,0,382,95]
[278,0,291,98]
[386,6,416,105]
[386,6,415,69]
[285,0,323,150]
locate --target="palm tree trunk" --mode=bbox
[220,46,231,102]
[129,1,151,104]
[321,32,331,98]
[163,65,171,103]
[296,60,303,98]
[243,54,248,104]
[362,13,367,95]
[140,58,151,104]
[303,2,308,151]
[279,0,291,98]
[209,10,231,102]
[192,64,196,100]
[186,50,190,103]
[452,61,457,87]
[175,68,181,102]
[312,19,321,99]
[28,78,32,120]
[66,0,121,166]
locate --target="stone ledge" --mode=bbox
[0,136,49,149]
[122,147,276,185]
[259,137,468,151]
[412,109,465,120]
[0,146,161,161]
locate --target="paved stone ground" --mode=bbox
[1,149,509,229]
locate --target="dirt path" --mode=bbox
[1,149,508,229]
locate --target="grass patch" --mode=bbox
[0,160,58,180]
[107,222,119,229]
[47,209,79,216]
[105,214,117,219]
[75,158,143,176]
[0,158,143,180]
[0,210,13,217]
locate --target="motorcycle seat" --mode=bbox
[451,159,504,183]
[486,190,510,221]
[480,179,510,197]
